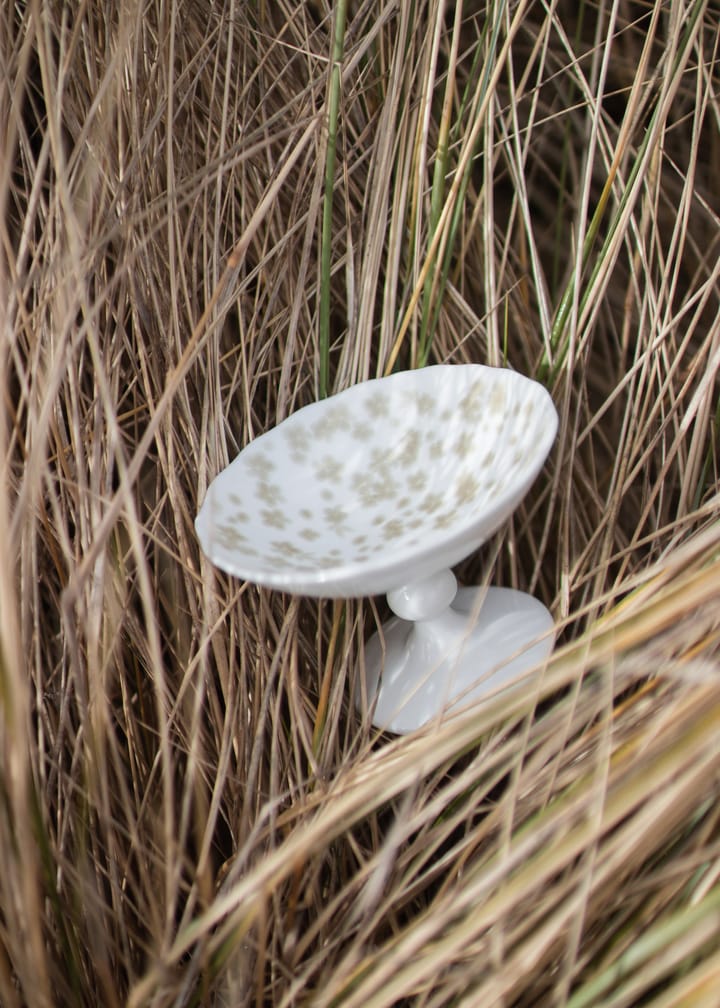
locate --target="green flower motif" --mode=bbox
[490,383,506,414]
[216,524,246,548]
[428,439,444,460]
[278,556,306,570]
[286,426,310,455]
[260,508,287,529]
[396,430,420,466]
[421,492,444,513]
[358,485,388,507]
[270,540,303,556]
[369,446,390,469]
[455,473,480,506]
[407,471,426,492]
[382,519,405,541]
[246,452,275,477]
[256,482,281,505]
[315,454,342,482]
[453,431,474,457]
[364,391,390,417]
[324,505,347,529]
[460,384,484,420]
[326,404,353,430]
[351,422,373,442]
[358,468,396,503]
[313,414,337,439]
[433,510,456,529]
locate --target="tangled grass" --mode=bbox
[1,1,719,1004]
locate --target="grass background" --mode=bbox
[1,0,719,1004]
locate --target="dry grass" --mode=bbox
[1,0,719,1005]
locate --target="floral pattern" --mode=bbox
[195,365,557,594]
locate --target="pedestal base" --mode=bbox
[359,586,554,734]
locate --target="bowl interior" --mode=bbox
[195,365,557,596]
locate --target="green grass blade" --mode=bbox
[319,0,348,398]
[418,4,504,368]
[542,0,708,382]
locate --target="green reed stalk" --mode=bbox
[418,4,502,367]
[542,0,708,383]
[320,0,348,398]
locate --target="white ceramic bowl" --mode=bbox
[195,365,557,597]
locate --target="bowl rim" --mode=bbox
[195,364,558,597]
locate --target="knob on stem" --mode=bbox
[387,568,458,622]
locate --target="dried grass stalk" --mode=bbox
[1,1,718,1005]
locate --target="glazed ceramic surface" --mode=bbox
[195,365,557,597]
[360,586,555,735]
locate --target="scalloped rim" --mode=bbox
[195,366,557,597]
